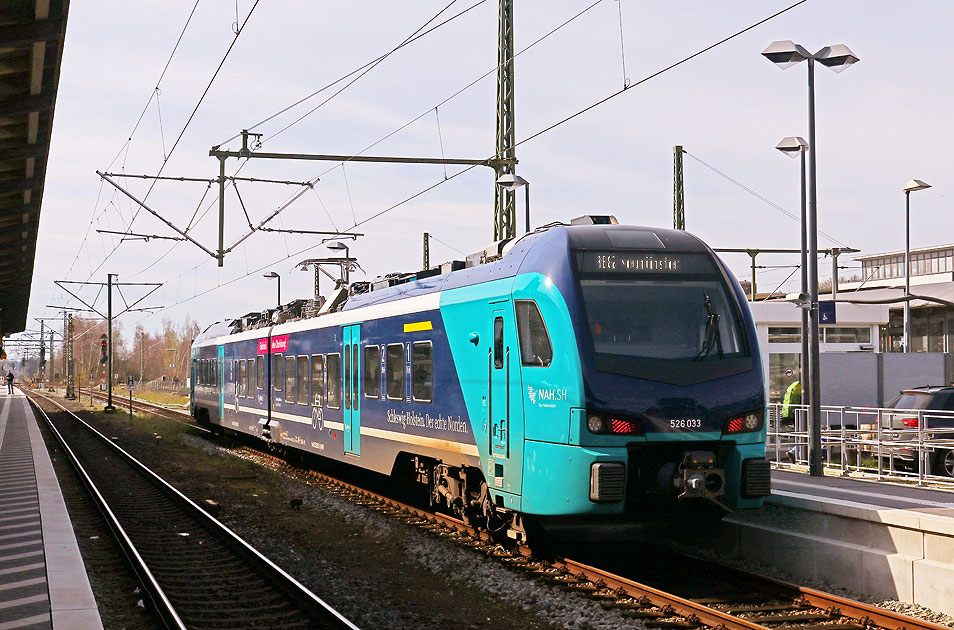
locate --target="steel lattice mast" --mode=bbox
[494,0,516,241]
[65,314,75,400]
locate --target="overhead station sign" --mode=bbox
[579,251,714,275]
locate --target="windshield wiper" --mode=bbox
[694,292,724,361]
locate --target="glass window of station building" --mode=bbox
[849,244,954,355]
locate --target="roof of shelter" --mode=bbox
[0,0,70,337]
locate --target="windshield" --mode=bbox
[580,278,745,362]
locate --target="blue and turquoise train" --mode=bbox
[191,219,771,540]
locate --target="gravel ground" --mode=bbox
[47,395,645,630]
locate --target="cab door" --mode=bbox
[488,307,523,495]
[343,324,361,456]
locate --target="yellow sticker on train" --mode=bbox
[403,321,433,333]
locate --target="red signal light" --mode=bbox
[901,417,919,428]
[609,418,639,434]
[727,418,743,433]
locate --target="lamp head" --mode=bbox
[262,271,279,279]
[903,179,931,193]
[815,44,860,73]
[761,40,811,69]
[326,241,348,251]
[775,136,809,158]
[495,173,528,192]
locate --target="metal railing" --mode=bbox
[767,402,954,487]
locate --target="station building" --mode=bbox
[844,244,954,353]
[749,243,954,403]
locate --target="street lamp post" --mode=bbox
[776,136,810,420]
[263,272,281,309]
[903,179,932,353]
[496,173,530,234]
[763,40,859,477]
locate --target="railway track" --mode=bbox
[78,387,203,429]
[26,390,357,630]
[51,388,951,630]
[232,448,951,630]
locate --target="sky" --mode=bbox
[17,0,954,352]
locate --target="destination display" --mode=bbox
[578,251,715,275]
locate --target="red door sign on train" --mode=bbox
[257,335,289,354]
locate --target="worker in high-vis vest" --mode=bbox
[781,380,801,421]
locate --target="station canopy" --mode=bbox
[0,0,70,337]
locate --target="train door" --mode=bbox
[488,307,523,495]
[217,345,225,421]
[343,324,361,456]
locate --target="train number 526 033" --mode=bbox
[670,418,702,428]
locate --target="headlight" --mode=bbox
[587,414,605,433]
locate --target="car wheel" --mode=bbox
[932,449,954,478]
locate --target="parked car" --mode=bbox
[882,386,954,477]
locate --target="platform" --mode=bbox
[0,390,102,630]
[675,467,954,617]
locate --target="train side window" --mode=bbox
[250,357,257,391]
[239,360,247,397]
[273,354,283,391]
[493,317,504,369]
[256,356,264,390]
[297,356,309,405]
[202,360,207,385]
[364,345,381,398]
[285,356,296,402]
[327,353,341,409]
[343,349,351,410]
[411,341,433,403]
[311,355,324,406]
[385,344,404,400]
[515,300,553,367]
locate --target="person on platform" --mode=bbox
[781,380,801,422]
[5,370,14,394]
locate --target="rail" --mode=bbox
[237,445,952,630]
[767,402,954,486]
[34,387,951,630]
[26,390,358,630]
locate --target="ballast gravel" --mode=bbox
[70,406,645,630]
[184,433,645,629]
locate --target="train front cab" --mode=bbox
[500,228,771,527]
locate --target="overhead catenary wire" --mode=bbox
[61,0,263,312]
[684,151,851,248]
[125,1,489,284]
[99,1,809,328]
[262,0,463,144]
[126,0,609,287]
[218,0,489,148]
